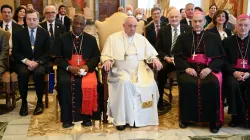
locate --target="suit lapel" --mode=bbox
[0,21,3,28]
[24,28,33,54]
[166,25,172,47]
[34,27,42,53]
[150,23,156,38]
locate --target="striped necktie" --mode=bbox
[171,27,178,51]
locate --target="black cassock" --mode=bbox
[223,35,250,126]
[52,32,101,123]
[171,31,224,123]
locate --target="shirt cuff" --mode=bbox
[21,58,28,64]
[66,66,69,71]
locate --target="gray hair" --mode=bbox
[43,5,56,15]
[151,7,161,14]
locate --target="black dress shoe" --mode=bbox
[228,119,242,127]
[33,103,44,115]
[116,125,126,131]
[179,121,188,128]
[81,120,92,126]
[19,102,28,116]
[62,122,74,128]
[209,122,219,133]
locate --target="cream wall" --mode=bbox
[125,0,137,11]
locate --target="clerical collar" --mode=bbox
[237,34,249,41]
[193,30,204,35]
[72,32,84,39]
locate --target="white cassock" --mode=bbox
[101,31,159,127]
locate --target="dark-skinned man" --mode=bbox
[52,14,100,128]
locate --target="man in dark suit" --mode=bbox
[12,9,51,116]
[40,5,66,48]
[0,5,23,73]
[180,3,194,26]
[155,9,192,110]
[56,5,71,32]
[145,7,166,47]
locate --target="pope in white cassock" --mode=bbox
[101,16,163,131]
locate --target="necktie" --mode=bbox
[49,23,54,40]
[171,28,178,51]
[30,29,35,53]
[5,24,9,31]
[61,17,64,25]
[156,24,159,37]
[189,20,192,26]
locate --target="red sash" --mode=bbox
[68,54,98,116]
[187,54,224,125]
[233,59,250,70]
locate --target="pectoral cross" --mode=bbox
[77,55,81,66]
[241,59,247,69]
[192,52,197,60]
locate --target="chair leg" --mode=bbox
[5,82,11,108]
[44,81,49,108]
[56,94,59,122]
[169,78,174,103]
[103,82,108,124]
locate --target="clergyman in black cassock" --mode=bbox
[52,14,100,128]
[222,14,250,128]
[171,11,225,133]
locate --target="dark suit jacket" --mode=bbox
[12,27,51,67]
[52,32,100,73]
[155,24,192,59]
[39,21,66,48]
[207,27,232,39]
[180,18,189,25]
[145,22,166,47]
[56,14,71,32]
[0,20,23,40]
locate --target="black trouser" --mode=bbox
[17,64,46,104]
[157,60,175,105]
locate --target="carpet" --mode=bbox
[0,122,8,140]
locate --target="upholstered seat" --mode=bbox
[95,12,145,123]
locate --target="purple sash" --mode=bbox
[187,54,224,125]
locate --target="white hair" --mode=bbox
[43,5,57,15]
[123,16,137,24]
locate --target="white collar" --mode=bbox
[3,20,12,26]
[28,27,37,32]
[46,20,55,26]
[171,25,180,31]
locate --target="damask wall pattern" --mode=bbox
[210,0,243,17]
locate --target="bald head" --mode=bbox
[123,16,137,36]
[168,9,181,27]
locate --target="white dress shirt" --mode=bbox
[59,14,65,25]
[21,27,37,63]
[186,18,192,26]
[171,25,181,43]
[46,21,55,35]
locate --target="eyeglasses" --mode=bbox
[152,12,160,16]
[45,11,56,15]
